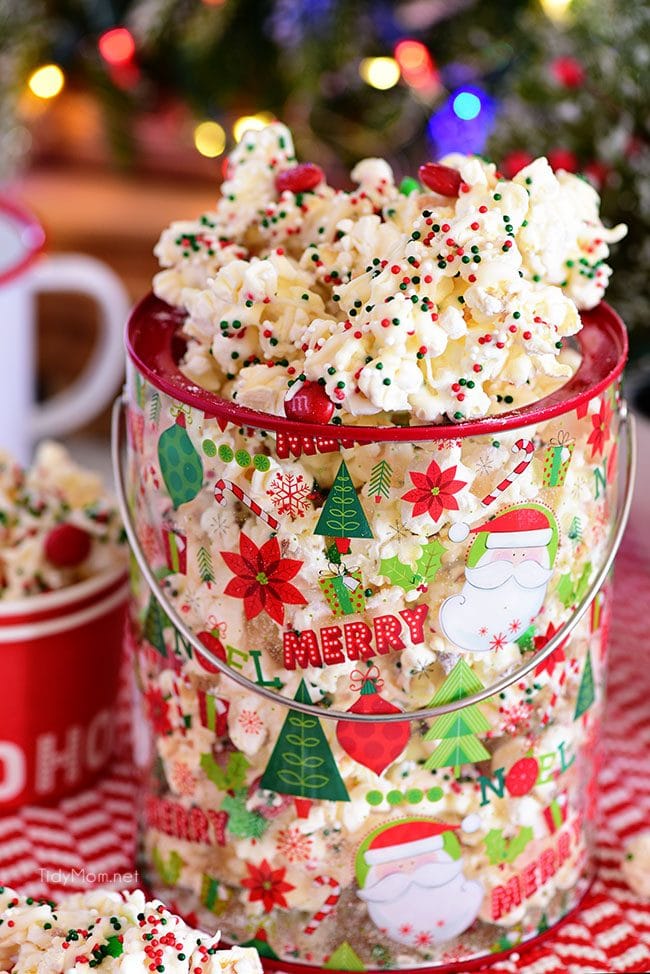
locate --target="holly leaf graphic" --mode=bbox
[221,791,269,839]
[556,573,575,608]
[484,826,533,865]
[575,562,592,603]
[201,750,250,792]
[379,554,421,592]
[416,539,445,582]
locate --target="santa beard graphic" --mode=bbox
[358,851,483,947]
[439,546,553,653]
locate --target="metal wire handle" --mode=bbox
[112,395,636,722]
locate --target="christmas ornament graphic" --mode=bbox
[157,410,203,509]
[355,817,483,947]
[336,667,410,775]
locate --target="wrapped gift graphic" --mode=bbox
[163,527,187,574]
[543,791,568,834]
[200,875,231,915]
[197,688,229,735]
[542,432,575,487]
[319,569,365,617]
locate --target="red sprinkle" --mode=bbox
[472,364,482,372]
[523,331,532,339]
[509,325,517,333]
[391,265,401,274]
[479,205,488,213]
[470,222,479,230]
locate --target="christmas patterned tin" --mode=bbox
[115,295,634,972]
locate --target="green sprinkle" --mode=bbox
[494,193,502,200]
[382,378,391,385]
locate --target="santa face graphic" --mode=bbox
[356,819,483,948]
[440,505,558,654]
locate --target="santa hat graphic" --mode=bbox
[363,815,481,867]
[448,504,559,568]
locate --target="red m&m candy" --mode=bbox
[276,163,324,195]
[284,381,334,423]
[418,162,462,197]
[44,524,92,568]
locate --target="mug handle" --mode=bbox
[29,253,131,440]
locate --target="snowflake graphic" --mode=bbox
[399,923,413,936]
[266,472,311,519]
[499,701,533,734]
[275,828,313,863]
[238,709,264,735]
[170,761,197,797]
[386,519,414,545]
[508,618,522,634]
[415,931,433,947]
[489,632,507,651]
[476,451,497,476]
[478,626,488,636]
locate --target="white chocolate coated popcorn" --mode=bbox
[0,887,261,974]
[153,123,625,424]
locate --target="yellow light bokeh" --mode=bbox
[359,56,401,91]
[194,120,227,158]
[27,64,65,100]
[232,112,275,143]
[539,0,572,21]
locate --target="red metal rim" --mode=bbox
[0,196,46,287]
[126,295,627,440]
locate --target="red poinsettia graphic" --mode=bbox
[220,533,307,625]
[402,458,466,520]
[143,685,173,735]
[534,622,568,678]
[587,398,613,459]
[241,859,295,911]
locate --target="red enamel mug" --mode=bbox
[0,569,128,809]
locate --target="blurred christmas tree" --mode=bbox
[488,0,650,339]
[4,0,647,336]
[6,0,527,180]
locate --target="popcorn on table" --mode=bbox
[0,887,261,974]
[0,442,127,599]
[154,123,625,425]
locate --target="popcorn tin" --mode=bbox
[115,294,634,972]
[0,568,128,809]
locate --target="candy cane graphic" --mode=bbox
[304,876,341,935]
[480,438,535,506]
[214,478,279,530]
[171,675,189,736]
[449,438,535,543]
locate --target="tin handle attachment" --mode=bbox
[112,396,636,723]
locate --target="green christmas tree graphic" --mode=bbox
[315,459,372,553]
[197,545,215,583]
[261,680,350,802]
[423,659,490,777]
[325,942,366,971]
[573,649,596,719]
[368,459,393,503]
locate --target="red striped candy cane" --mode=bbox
[171,675,189,736]
[214,478,279,530]
[481,438,535,506]
[304,875,341,935]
